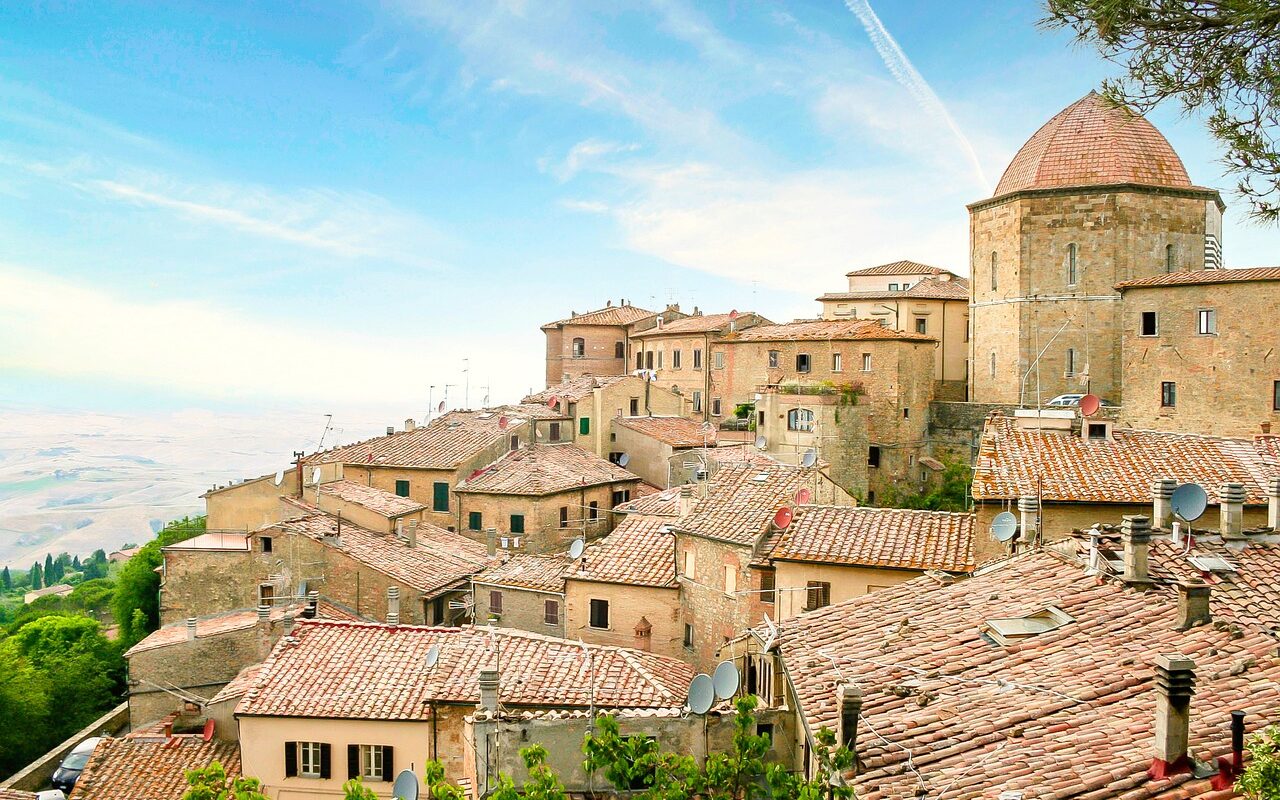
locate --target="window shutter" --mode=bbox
[319,743,332,779]
[348,745,360,780]
[284,742,297,778]
[580,417,590,435]
[805,582,819,611]
[382,746,395,782]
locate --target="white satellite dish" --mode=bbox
[424,644,440,669]
[273,470,285,486]
[801,449,817,468]
[687,673,714,715]
[1171,483,1208,522]
[712,660,740,700]
[754,435,767,450]
[310,467,322,485]
[618,453,631,468]
[391,769,420,800]
[991,511,1018,543]
[568,538,585,559]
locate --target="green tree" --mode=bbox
[877,455,971,512]
[343,778,379,800]
[72,555,82,571]
[30,562,42,590]
[2,566,10,590]
[1043,0,1280,221]
[0,645,51,776]
[91,548,107,564]
[112,516,207,646]
[181,762,269,800]
[1238,724,1280,799]
[44,554,55,584]
[82,558,107,581]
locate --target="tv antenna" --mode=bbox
[316,414,334,450]
[463,358,470,410]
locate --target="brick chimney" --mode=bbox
[1269,477,1280,530]
[1122,515,1153,585]
[1220,482,1246,539]
[406,520,419,548]
[185,617,197,641]
[1175,579,1212,630]
[1152,478,1176,530]
[677,485,696,518]
[634,616,652,651]
[839,683,862,751]
[1018,495,1039,546]
[478,670,500,715]
[386,586,400,626]
[1149,654,1196,779]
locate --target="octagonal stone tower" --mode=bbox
[968,92,1224,405]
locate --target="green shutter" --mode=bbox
[511,514,525,534]
[432,482,450,512]
[579,417,590,436]
[395,480,410,498]
[469,511,482,531]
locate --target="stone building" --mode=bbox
[817,260,970,397]
[542,301,685,386]
[470,553,571,637]
[454,443,642,555]
[611,415,722,488]
[1116,267,1280,437]
[159,531,255,624]
[969,91,1225,406]
[629,311,770,417]
[524,375,684,458]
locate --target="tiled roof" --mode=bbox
[305,410,520,470]
[818,276,970,302]
[675,463,822,546]
[773,549,1280,800]
[523,375,632,405]
[126,606,286,656]
[473,554,571,593]
[726,319,935,343]
[994,91,1194,197]
[768,506,974,572]
[540,304,657,330]
[0,791,37,800]
[973,415,1280,505]
[24,583,73,599]
[236,620,696,719]
[456,444,639,496]
[703,446,782,466]
[615,485,683,517]
[1116,266,1280,289]
[318,479,426,517]
[498,402,570,420]
[845,260,955,278]
[208,662,263,705]
[266,509,493,598]
[615,416,717,448]
[68,736,241,800]
[568,516,677,588]
[630,312,766,337]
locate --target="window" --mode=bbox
[1066,348,1076,377]
[692,391,703,413]
[260,536,273,553]
[544,599,559,625]
[889,283,899,291]
[589,501,599,521]
[656,350,663,369]
[645,351,654,370]
[287,741,329,779]
[711,397,722,417]
[432,482,449,512]
[1197,309,1217,335]
[559,506,569,528]
[395,480,410,498]
[796,353,811,373]
[1066,243,1078,286]
[989,352,996,378]
[915,318,927,334]
[757,723,774,744]
[868,446,881,468]
[787,408,815,432]
[832,353,842,372]
[489,590,503,614]
[760,570,776,604]
[768,350,780,369]
[1275,380,1280,411]
[430,597,446,625]
[611,489,631,506]
[724,565,737,596]
[990,252,998,290]
[615,341,625,359]
[1161,381,1177,408]
[579,417,590,435]
[1140,311,1158,336]
[693,349,703,369]
[714,351,725,369]
[589,598,610,629]
[861,353,872,372]
[805,581,831,611]
[510,514,525,534]
[684,623,695,649]
[902,407,910,419]
[259,583,275,606]
[1087,422,1109,440]
[549,422,561,442]
[467,512,481,531]
[1166,244,1176,273]
[509,435,519,451]
[683,550,696,578]
[635,352,644,370]
[673,349,682,369]
[350,744,392,782]
[572,338,585,358]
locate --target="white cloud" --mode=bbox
[539,139,640,182]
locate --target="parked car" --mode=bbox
[50,737,101,794]
[36,791,67,800]
[1045,393,1116,408]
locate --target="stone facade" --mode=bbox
[454,482,632,555]
[673,533,773,672]
[159,539,255,625]
[564,580,684,661]
[472,582,565,638]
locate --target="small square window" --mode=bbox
[510,514,525,534]
[1197,309,1217,335]
[768,350,780,369]
[915,318,927,334]
[589,501,599,521]
[1161,381,1177,408]
[714,351,725,370]
[559,506,569,529]
[432,481,449,512]
[614,341,625,359]
[260,536,273,553]
[1140,311,1158,336]
[832,353,842,372]
[629,398,639,416]
[395,480,410,498]
[589,598,610,629]
[889,283,899,291]
[903,407,910,419]
[796,353,811,373]
[579,417,590,436]
[692,391,703,413]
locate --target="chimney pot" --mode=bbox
[257,605,270,623]
[1152,478,1177,530]
[479,669,500,714]
[1152,653,1196,773]
[1175,579,1212,630]
[486,527,497,557]
[306,591,319,618]
[386,586,400,626]
[406,520,418,548]
[1268,476,1280,530]
[185,617,198,641]
[386,426,395,436]
[839,683,862,751]
[1220,483,1246,539]
[1122,515,1153,584]
[1017,495,1039,545]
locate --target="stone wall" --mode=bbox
[455,482,631,555]
[472,582,565,638]
[160,547,256,625]
[564,580,683,662]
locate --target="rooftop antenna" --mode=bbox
[463,358,470,410]
[427,385,436,425]
[316,414,334,450]
[443,384,456,414]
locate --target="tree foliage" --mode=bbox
[343,777,380,800]
[1238,724,1280,800]
[112,516,207,647]
[876,455,971,512]
[1042,0,1280,221]
[182,762,269,800]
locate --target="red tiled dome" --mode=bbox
[993,91,1192,197]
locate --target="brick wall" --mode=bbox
[673,535,769,672]
[546,323,630,385]
[564,580,684,661]
[473,582,565,638]
[455,482,633,554]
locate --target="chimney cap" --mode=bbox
[1156,653,1196,673]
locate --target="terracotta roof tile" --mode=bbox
[973,415,1280,505]
[995,92,1194,197]
[615,486,683,517]
[456,444,639,496]
[630,312,768,337]
[0,790,37,800]
[208,663,264,705]
[615,416,718,448]
[235,620,696,719]
[676,463,824,546]
[474,554,572,593]
[727,319,935,343]
[818,276,970,303]
[540,304,657,330]
[769,506,974,572]
[523,375,633,405]
[568,516,677,587]
[67,736,241,800]
[1116,266,1280,290]
[306,410,521,470]
[318,479,426,517]
[126,606,286,656]
[845,261,956,278]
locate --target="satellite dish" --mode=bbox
[547,395,561,410]
[273,470,285,486]
[568,538,585,559]
[1079,394,1102,416]
[1171,483,1208,522]
[773,506,794,530]
[728,309,739,320]
[424,644,440,669]
[687,673,714,715]
[754,435,767,450]
[437,400,446,413]
[801,449,817,468]
[618,453,631,468]
[310,467,322,485]
[794,487,812,505]
[498,416,509,430]
[391,769,420,800]
[713,660,740,699]
[991,511,1018,543]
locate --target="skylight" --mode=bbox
[982,606,1073,646]
[1188,556,1237,574]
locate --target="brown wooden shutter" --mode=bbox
[284,742,297,777]
[319,743,332,779]
[382,746,395,782]
[348,744,360,779]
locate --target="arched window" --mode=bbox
[990,252,998,291]
[1165,244,1176,273]
[572,338,585,358]
[1067,243,1078,286]
[787,408,815,432]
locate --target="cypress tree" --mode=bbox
[44,554,55,584]
[2,566,10,590]
[30,562,43,590]
[73,555,82,571]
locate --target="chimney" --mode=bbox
[185,617,198,641]
[386,586,400,626]
[1152,478,1176,530]
[839,683,862,751]
[634,616,652,651]
[257,604,270,625]
[1149,654,1196,778]
[677,485,696,518]
[478,669,500,715]
[405,418,416,432]
[1122,515,1153,585]
[282,617,295,637]
[406,520,419,548]
[1175,579,1212,629]
[1269,477,1280,530]
[1017,495,1039,546]
[306,591,319,619]
[386,425,396,436]
[486,528,497,557]
[1219,482,1246,539]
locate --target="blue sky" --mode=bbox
[1,0,1273,422]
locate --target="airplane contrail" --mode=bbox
[843,0,990,194]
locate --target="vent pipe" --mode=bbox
[1269,477,1280,530]
[839,683,862,752]
[1121,515,1153,585]
[1175,579,1212,630]
[1152,478,1176,530]
[185,617,198,641]
[387,586,400,626]
[479,670,500,715]
[1220,482,1246,539]
[1149,654,1196,779]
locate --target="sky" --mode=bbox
[0,0,1275,424]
